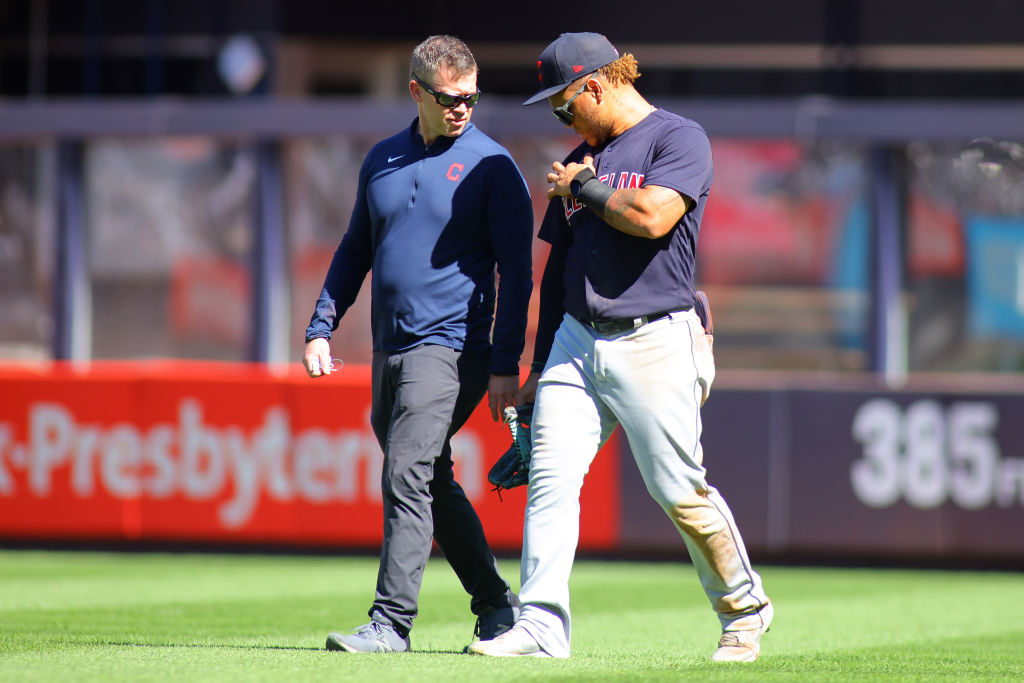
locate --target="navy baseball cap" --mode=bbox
[523,32,620,105]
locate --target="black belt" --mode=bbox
[572,309,686,335]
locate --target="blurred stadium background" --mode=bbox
[1,0,1023,565]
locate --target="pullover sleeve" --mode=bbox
[486,155,534,375]
[304,163,374,343]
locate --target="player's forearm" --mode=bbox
[566,165,687,239]
[598,188,678,238]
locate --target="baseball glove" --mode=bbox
[487,404,534,495]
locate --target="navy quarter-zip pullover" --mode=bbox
[305,119,533,375]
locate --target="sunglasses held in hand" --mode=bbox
[310,357,344,374]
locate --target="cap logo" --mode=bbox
[522,33,618,105]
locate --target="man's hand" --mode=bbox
[515,371,541,405]
[547,154,596,200]
[488,374,520,421]
[547,152,690,239]
[304,338,332,378]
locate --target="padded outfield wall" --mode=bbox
[0,362,619,551]
[2,362,1023,563]
[622,373,1024,563]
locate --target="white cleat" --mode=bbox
[711,602,773,663]
[466,625,559,658]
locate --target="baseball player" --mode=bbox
[304,35,532,653]
[467,32,772,662]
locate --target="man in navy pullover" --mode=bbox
[304,35,533,653]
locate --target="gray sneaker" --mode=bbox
[473,594,520,641]
[326,616,410,653]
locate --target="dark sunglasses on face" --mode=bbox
[413,74,481,108]
[552,75,593,126]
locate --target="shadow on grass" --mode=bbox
[99,640,468,655]
[99,641,322,652]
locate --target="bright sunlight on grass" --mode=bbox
[1,550,1022,681]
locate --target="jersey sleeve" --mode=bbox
[642,122,713,204]
[531,199,570,370]
[537,193,570,246]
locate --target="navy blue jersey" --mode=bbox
[533,109,713,365]
[305,120,534,375]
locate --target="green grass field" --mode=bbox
[2,550,1022,682]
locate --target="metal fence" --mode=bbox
[2,97,1024,379]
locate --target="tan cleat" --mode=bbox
[466,625,557,658]
[711,602,773,662]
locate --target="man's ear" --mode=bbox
[587,77,604,103]
[409,80,422,102]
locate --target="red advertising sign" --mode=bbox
[0,362,621,551]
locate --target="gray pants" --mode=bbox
[368,343,511,637]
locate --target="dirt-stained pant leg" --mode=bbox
[517,311,769,657]
[606,311,770,632]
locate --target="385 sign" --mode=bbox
[850,398,1024,510]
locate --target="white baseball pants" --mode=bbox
[517,310,770,658]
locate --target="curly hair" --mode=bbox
[410,35,477,81]
[597,53,641,86]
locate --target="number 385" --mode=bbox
[850,399,999,510]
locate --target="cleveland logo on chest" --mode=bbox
[562,171,645,220]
